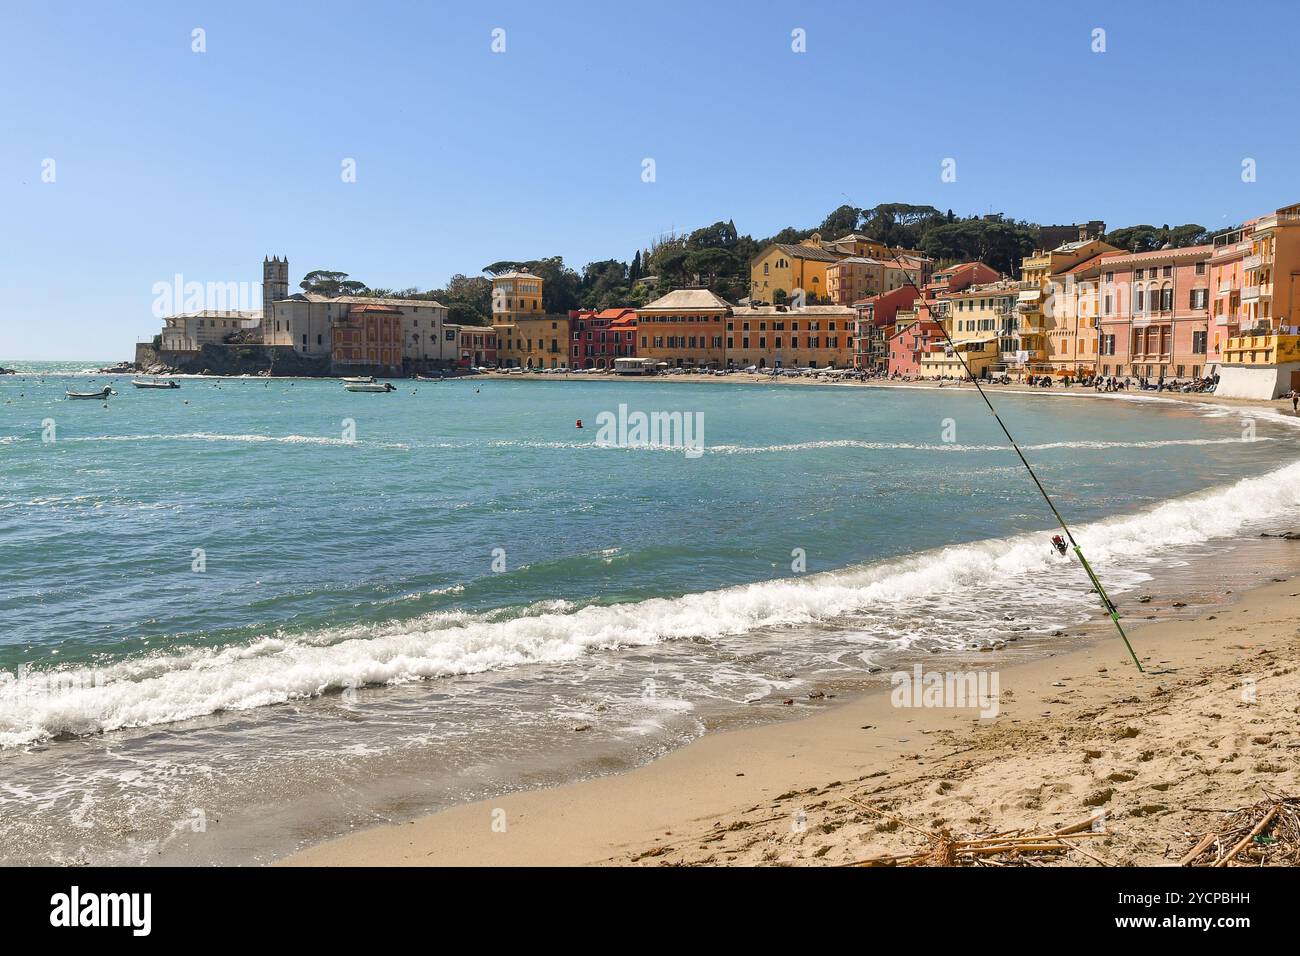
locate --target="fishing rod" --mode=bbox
[868,248,1144,673]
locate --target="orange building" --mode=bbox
[637,289,729,368]
[331,303,403,374]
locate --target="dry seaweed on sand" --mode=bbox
[1179,794,1300,867]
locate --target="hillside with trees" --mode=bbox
[297,203,1234,322]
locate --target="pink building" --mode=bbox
[1096,246,1212,382]
[886,306,943,378]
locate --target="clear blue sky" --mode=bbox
[2,0,1297,360]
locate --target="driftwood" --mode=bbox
[1181,795,1300,867]
[843,798,1108,867]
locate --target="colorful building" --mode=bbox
[1017,237,1119,375]
[490,269,567,368]
[885,308,944,378]
[1095,246,1212,382]
[1208,203,1300,369]
[922,281,1019,378]
[570,308,637,369]
[1215,330,1300,398]
[637,288,730,369]
[852,287,920,370]
[1045,255,1111,378]
[1241,204,1300,331]
[331,303,403,374]
[826,257,923,306]
[727,305,856,369]
[749,237,841,305]
[451,325,498,368]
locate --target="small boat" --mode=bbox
[341,376,376,385]
[66,386,115,400]
[415,373,444,382]
[343,381,396,393]
[132,378,180,389]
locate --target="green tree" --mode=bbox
[299,270,368,297]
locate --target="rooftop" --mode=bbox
[298,293,449,309]
[640,288,732,312]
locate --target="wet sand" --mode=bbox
[284,572,1300,866]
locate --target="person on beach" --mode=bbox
[1289,388,1298,413]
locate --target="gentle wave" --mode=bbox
[2,433,411,450]
[484,436,1268,454]
[5,448,1300,748]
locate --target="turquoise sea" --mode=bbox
[3,361,1300,864]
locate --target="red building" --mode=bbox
[853,287,919,369]
[852,262,1002,370]
[570,308,637,369]
[453,325,498,368]
[331,303,403,374]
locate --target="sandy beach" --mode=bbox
[284,568,1300,867]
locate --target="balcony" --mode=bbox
[1243,253,1263,271]
[1242,285,1260,302]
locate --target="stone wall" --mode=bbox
[1214,363,1300,400]
[133,342,331,377]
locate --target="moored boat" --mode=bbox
[342,381,396,393]
[132,378,180,389]
[66,386,115,400]
[341,376,376,384]
[415,373,444,381]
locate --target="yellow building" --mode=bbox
[1215,330,1300,399]
[490,270,568,368]
[1017,237,1119,374]
[1043,255,1112,377]
[921,282,1018,378]
[750,233,929,306]
[727,305,856,369]
[749,235,841,305]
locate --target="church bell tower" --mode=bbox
[262,256,289,337]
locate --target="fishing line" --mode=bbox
[869,246,1145,672]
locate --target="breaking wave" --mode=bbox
[5,448,1300,748]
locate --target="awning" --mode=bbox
[1018,289,1041,302]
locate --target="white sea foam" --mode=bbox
[59,433,410,450]
[5,449,1300,748]
[706,437,1263,454]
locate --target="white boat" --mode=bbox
[132,378,180,389]
[66,386,115,400]
[341,376,376,384]
[342,381,396,392]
